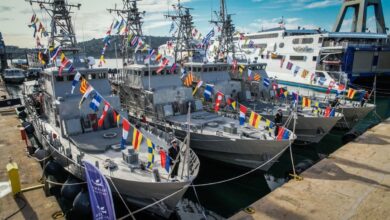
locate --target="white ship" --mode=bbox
[216,0,390,95]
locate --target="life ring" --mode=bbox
[243,207,255,214]
[103,132,117,139]
[51,211,64,219]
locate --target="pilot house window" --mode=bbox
[290,56,306,61]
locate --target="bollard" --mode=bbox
[6,158,21,195]
[20,127,27,146]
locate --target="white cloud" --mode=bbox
[305,0,341,9]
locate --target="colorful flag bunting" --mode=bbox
[38,51,45,65]
[347,88,357,99]
[79,85,94,109]
[58,54,72,76]
[98,101,110,127]
[232,60,238,73]
[301,69,309,78]
[183,72,193,87]
[286,62,293,70]
[227,98,236,110]
[89,93,102,112]
[282,130,290,140]
[132,128,143,150]
[266,119,274,129]
[280,56,286,68]
[160,150,170,173]
[204,84,213,100]
[239,105,247,125]
[238,65,245,75]
[145,49,156,61]
[157,58,169,74]
[192,80,203,96]
[80,78,89,94]
[50,46,62,61]
[263,78,270,87]
[293,66,300,76]
[324,106,331,117]
[202,29,215,47]
[254,73,261,81]
[249,112,261,128]
[71,72,81,94]
[155,54,162,62]
[146,139,155,169]
[121,119,130,149]
[247,69,252,80]
[277,127,285,140]
[214,92,224,112]
[292,92,299,102]
[169,63,177,74]
[302,97,311,108]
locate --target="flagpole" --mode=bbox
[148,37,151,91]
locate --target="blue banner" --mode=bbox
[83,161,116,220]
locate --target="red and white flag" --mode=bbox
[157,58,169,74]
[214,91,224,112]
[98,101,110,127]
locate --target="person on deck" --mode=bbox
[274,109,283,136]
[168,139,180,179]
[331,97,340,108]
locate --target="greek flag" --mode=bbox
[202,29,215,46]
[263,78,270,87]
[89,93,102,112]
[71,72,81,94]
[204,84,214,100]
[180,68,187,79]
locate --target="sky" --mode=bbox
[1,0,390,48]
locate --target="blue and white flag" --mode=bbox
[144,49,156,61]
[263,78,270,87]
[83,161,116,220]
[113,20,120,30]
[204,84,214,100]
[71,72,81,94]
[116,19,125,34]
[180,68,187,79]
[131,36,139,47]
[89,93,102,112]
[330,108,336,117]
[50,46,62,61]
[202,29,215,46]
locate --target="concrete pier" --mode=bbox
[0,82,63,219]
[231,119,390,220]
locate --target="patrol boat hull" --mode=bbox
[171,129,289,170]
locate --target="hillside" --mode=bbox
[6,35,171,59]
[77,35,171,58]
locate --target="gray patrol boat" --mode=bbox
[21,0,199,218]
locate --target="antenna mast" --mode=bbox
[165,0,195,63]
[107,0,145,64]
[210,0,235,62]
[27,0,81,52]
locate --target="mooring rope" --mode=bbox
[119,142,290,219]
